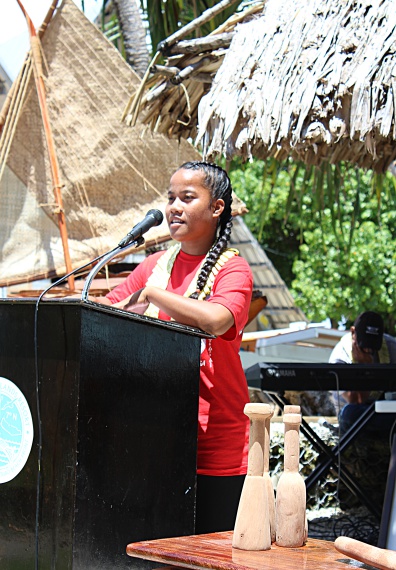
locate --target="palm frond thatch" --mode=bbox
[126,0,396,173]
[123,2,265,135]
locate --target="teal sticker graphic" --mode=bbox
[0,377,34,484]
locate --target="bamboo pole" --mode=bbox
[16,0,75,290]
[0,77,17,135]
[38,0,59,38]
[0,58,32,181]
[163,31,234,56]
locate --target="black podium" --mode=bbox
[0,299,205,569]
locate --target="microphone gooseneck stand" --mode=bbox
[81,236,144,301]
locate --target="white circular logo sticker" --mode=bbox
[0,377,34,484]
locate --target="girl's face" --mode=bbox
[166,168,224,255]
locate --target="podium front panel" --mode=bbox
[0,300,201,569]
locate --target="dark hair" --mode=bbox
[175,161,233,300]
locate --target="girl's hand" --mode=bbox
[122,288,149,315]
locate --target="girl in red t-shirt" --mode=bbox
[102,161,253,533]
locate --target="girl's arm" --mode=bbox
[124,286,234,336]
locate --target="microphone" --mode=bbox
[118,209,164,247]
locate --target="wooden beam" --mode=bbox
[16,0,75,290]
[163,32,234,56]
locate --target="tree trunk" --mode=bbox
[112,0,150,78]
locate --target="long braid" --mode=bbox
[175,161,233,300]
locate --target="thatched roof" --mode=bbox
[126,0,396,172]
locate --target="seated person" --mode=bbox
[329,311,396,432]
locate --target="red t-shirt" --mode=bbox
[106,249,252,476]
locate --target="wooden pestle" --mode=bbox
[281,405,308,542]
[275,411,306,547]
[263,405,276,542]
[283,405,301,414]
[334,536,396,570]
[232,403,271,551]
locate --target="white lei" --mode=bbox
[144,243,239,319]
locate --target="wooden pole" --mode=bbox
[16,0,75,290]
[335,536,396,570]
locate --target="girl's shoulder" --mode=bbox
[213,254,253,291]
[218,252,252,274]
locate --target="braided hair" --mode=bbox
[174,161,233,300]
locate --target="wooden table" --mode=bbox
[127,532,357,570]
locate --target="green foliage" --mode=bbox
[228,158,396,334]
[228,158,316,286]
[292,218,396,332]
[102,14,124,54]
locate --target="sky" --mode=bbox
[0,0,101,81]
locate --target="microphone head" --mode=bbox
[147,209,164,226]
